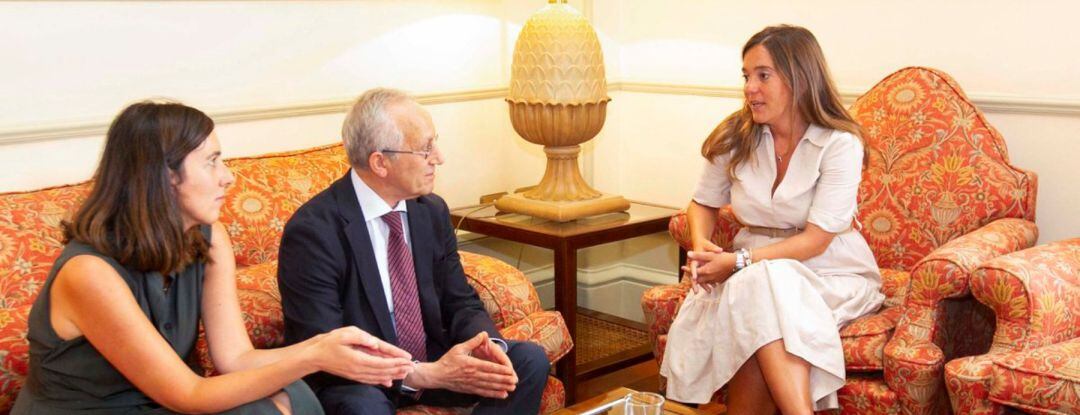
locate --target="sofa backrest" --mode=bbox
[850,67,1037,271]
[0,183,91,309]
[0,143,349,308]
[219,144,349,267]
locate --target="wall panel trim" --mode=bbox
[0,87,508,145]
[4,82,1076,145]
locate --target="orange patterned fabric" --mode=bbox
[234,259,281,298]
[220,144,349,267]
[0,143,570,414]
[841,305,903,371]
[642,67,1039,414]
[970,239,1080,352]
[500,310,573,364]
[399,376,565,415]
[989,338,1080,415]
[944,239,1080,415]
[838,376,900,415]
[851,68,1036,271]
[0,305,30,413]
[0,183,91,309]
[944,354,997,414]
[459,251,543,329]
[667,207,741,252]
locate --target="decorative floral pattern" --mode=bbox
[500,310,573,364]
[989,338,1080,415]
[944,354,997,414]
[220,144,350,267]
[838,376,900,415]
[841,305,903,371]
[0,305,30,414]
[234,259,281,298]
[0,143,569,414]
[459,251,543,329]
[944,239,1080,414]
[852,68,1037,272]
[643,67,1039,415]
[0,183,91,309]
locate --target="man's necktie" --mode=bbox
[381,211,427,361]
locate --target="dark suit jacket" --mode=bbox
[277,173,501,393]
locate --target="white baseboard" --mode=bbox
[458,235,679,323]
[511,263,676,324]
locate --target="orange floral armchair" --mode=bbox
[641,67,1038,414]
[944,238,1079,415]
[0,144,573,414]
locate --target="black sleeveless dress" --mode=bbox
[12,226,322,414]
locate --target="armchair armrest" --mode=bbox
[641,279,692,364]
[906,218,1037,306]
[459,251,543,329]
[460,252,573,366]
[501,310,573,364]
[971,238,1080,353]
[885,218,1037,411]
[668,205,742,251]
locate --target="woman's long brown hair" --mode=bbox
[702,25,865,179]
[64,101,213,274]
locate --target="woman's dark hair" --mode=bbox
[64,101,214,274]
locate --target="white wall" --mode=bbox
[0,0,552,208]
[3,1,1078,321]
[590,0,1080,244]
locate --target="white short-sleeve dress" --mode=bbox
[659,124,885,410]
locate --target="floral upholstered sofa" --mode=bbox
[945,238,1080,415]
[641,67,1039,414]
[0,143,572,414]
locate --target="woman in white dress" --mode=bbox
[659,25,885,414]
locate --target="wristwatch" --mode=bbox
[734,248,753,272]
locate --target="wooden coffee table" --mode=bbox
[553,387,707,414]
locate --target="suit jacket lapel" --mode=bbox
[333,175,397,344]
[406,199,442,339]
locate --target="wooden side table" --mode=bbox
[450,201,679,403]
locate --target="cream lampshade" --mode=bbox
[495,0,629,222]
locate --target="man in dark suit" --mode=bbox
[277,88,550,415]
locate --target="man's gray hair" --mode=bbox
[342,88,411,170]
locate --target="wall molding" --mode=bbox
[613,81,1080,117]
[4,81,1078,145]
[0,87,508,145]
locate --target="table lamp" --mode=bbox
[496,0,629,222]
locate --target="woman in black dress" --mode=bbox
[13,101,415,414]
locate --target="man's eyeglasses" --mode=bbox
[380,141,438,161]
[380,149,434,159]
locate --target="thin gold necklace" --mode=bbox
[775,140,796,162]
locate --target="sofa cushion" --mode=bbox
[841,305,903,372]
[989,338,1080,415]
[235,260,280,299]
